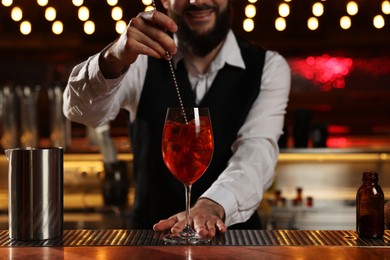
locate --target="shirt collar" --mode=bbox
[173,30,246,72]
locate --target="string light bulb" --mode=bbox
[20,20,31,35]
[245,5,256,18]
[382,1,390,15]
[373,15,385,29]
[116,20,127,34]
[1,0,13,7]
[145,5,154,11]
[243,18,254,32]
[278,3,290,17]
[346,1,358,16]
[111,6,123,21]
[11,6,23,21]
[52,21,63,34]
[308,17,319,30]
[142,0,153,5]
[84,20,95,34]
[78,6,90,21]
[45,7,56,21]
[340,16,351,30]
[72,0,83,7]
[275,17,286,31]
[107,0,118,6]
[37,0,48,7]
[312,2,324,17]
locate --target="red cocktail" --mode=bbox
[161,107,214,244]
[162,115,213,185]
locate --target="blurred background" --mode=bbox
[0,0,390,230]
[0,0,389,150]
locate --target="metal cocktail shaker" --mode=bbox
[5,147,63,240]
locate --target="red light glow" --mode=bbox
[290,54,353,91]
[326,137,348,148]
[327,125,350,134]
[353,58,390,77]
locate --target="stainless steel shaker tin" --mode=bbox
[5,147,63,240]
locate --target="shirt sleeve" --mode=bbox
[200,50,291,227]
[63,51,147,128]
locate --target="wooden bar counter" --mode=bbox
[0,229,389,259]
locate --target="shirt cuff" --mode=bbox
[200,184,238,227]
[87,52,127,94]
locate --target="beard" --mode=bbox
[171,4,231,57]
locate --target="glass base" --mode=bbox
[163,225,211,245]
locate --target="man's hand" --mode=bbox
[100,10,178,78]
[153,198,227,238]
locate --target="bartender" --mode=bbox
[63,0,291,238]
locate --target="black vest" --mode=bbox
[129,38,266,229]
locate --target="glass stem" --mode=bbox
[185,184,192,228]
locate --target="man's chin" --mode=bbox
[185,22,215,35]
[191,29,214,38]
[175,3,230,56]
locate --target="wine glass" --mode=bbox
[162,107,214,244]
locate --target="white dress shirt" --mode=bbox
[63,30,291,226]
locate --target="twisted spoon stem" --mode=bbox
[151,0,188,124]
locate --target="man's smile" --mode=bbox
[184,6,217,27]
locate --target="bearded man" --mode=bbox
[63,0,291,238]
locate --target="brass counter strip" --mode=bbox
[0,230,389,247]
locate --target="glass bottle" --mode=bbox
[293,187,303,206]
[356,171,384,238]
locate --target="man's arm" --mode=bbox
[63,10,178,127]
[202,51,291,227]
[153,51,291,235]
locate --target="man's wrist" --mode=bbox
[197,198,225,220]
[99,44,128,79]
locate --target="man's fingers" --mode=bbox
[193,216,220,237]
[170,219,187,235]
[129,12,177,58]
[193,218,208,237]
[139,10,178,33]
[153,206,227,239]
[153,216,178,231]
[216,219,227,233]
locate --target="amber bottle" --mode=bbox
[356,171,384,238]
[293,187,303,206]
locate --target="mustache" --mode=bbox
[185,4,217,12]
